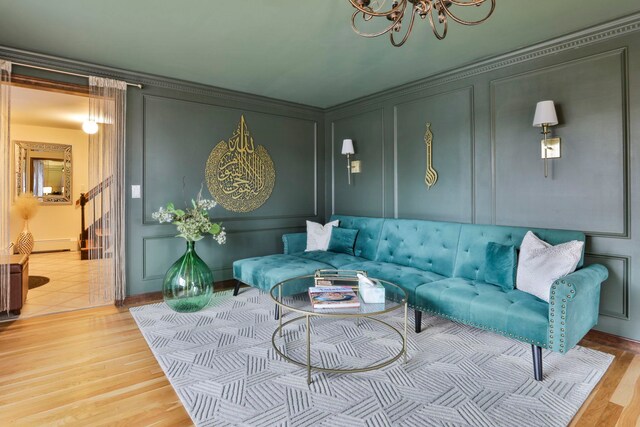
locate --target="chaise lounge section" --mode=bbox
[233,215,608,380]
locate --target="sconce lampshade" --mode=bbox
[341,139,355,155]
[532,101,558,127]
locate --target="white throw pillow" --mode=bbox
[305,220,339,251]
[516,231,584,302]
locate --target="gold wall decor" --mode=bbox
[424,122,438,189]
[206,115,275,212]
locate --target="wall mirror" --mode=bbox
[15,140,72,204]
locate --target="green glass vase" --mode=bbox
[163,241,214,312]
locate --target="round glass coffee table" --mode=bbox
[270,270,408,385]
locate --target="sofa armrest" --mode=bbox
[548,264,608,354]
[282,233,307,254]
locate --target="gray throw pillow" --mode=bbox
[516,231,584,302]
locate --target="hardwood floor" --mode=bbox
[0,300,638,426]
[0,306,191,426]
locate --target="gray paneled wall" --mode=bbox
[394,87,474,223]
[325,29,640,341]
[331,109,384,217]
[142,96,318,223]
[491,49,627,235]
[126,84,324,296]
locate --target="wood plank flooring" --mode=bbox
[0,302,638,426]
[0,305,192,426]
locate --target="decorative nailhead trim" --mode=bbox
[548,278,579,355]
[411,303,545,348]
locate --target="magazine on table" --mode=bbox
[308,286,360,309]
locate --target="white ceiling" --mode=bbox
[11,86,89,130]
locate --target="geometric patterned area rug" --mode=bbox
[130,288,613,427]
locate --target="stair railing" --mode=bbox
[76,176,112,254]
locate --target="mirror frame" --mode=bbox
[15,140,73,205]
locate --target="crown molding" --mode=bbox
[1,11,639,116]
[0,46,323,117]
[326,11,640,113]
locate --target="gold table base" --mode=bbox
[271,304,408,385]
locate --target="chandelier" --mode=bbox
[348,0,496,47]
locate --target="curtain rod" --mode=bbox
[11,62,143,89]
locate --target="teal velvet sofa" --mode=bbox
[232,215,608,381]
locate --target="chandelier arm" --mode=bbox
[390,7,418,47]
[351,9,405,38]
[348,0,408,18]
[447,0,489,6]
[438,0,495,26]
[427,5,448,40]
[371,0,389,12]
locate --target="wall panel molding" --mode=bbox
[142,225,305,280]
[393,86,475,223]
[142,94,319,224]
[324,20,640,341]
[329,119,340,216]
[585,253,630,320]
[330,108,385,217]
[490,48,629,237]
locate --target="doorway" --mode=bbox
[1,63,128,319]
[4,76,108,318]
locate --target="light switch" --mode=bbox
[131,185,141,199]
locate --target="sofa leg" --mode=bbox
[233,281,241,296]
[532,345,543,381]
[274,304,280,321]
[415,310,422,333]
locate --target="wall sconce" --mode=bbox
[532,100,561,178]
[342,139,360,185]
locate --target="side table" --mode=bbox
[0,254,29,315]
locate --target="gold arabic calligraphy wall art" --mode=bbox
[206,115,276,212]
[424,122,438,189]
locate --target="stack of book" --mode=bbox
[308,286,360,309]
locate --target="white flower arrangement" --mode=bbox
[152,188,226,244]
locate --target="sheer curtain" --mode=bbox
[0,60,11,312]
[87,76,127,305]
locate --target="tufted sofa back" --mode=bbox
[452,224,586,281]
[374,219,462,277]
[328,215,586,281]
[330,215,385,260]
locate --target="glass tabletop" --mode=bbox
[270,271,407,317]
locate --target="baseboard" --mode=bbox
[582,329,640,355]
[123,291,163,306]
[124,279,241,306]
[32,238,77,252]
